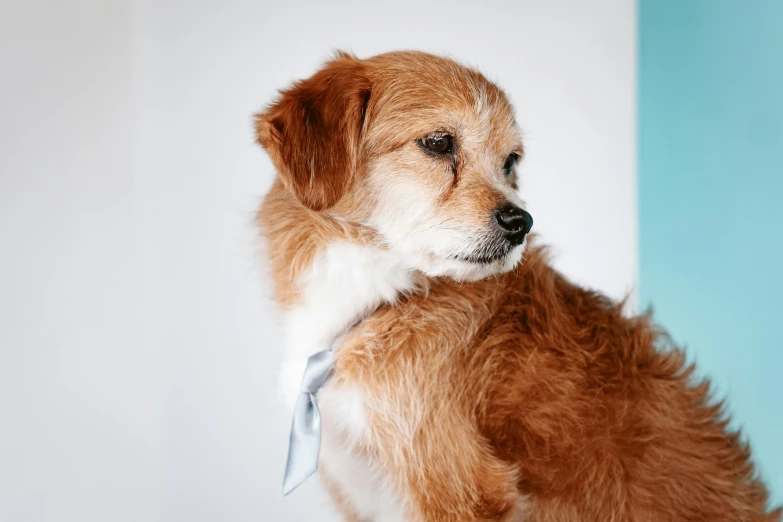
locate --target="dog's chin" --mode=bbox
[411,242,526,282]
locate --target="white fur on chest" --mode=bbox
[280,241,416,406]
[280,241,415,520]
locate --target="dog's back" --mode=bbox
[326,246,779,521]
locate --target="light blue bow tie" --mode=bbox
[282,325,357,495]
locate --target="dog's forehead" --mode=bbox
[364,53,520,152]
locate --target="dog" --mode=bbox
[255,51,780,521]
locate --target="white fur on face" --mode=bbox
[357,92,527,282]
[364,153,527,282]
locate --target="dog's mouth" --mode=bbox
[449,244,511,265]
[451,253,506,264]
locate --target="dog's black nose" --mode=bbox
[494,202,533,245]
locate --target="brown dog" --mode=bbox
[255,51,780,521]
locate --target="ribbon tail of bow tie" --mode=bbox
[282,349,334,495]
[282,390,321,495]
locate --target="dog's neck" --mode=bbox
[260,183,423,404]
[278,241,420,405]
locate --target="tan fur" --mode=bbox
[320,467,365,522]
[256,51,780,521]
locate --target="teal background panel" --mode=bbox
[639,0,782,506]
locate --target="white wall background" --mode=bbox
[0,1,636,521]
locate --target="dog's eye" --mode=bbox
[421,135,453,155]
[502,153,518,175]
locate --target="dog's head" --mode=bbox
[257,51,532,281]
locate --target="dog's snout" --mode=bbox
[494,202,533,245]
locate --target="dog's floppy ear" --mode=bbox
[256,52,371,211]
